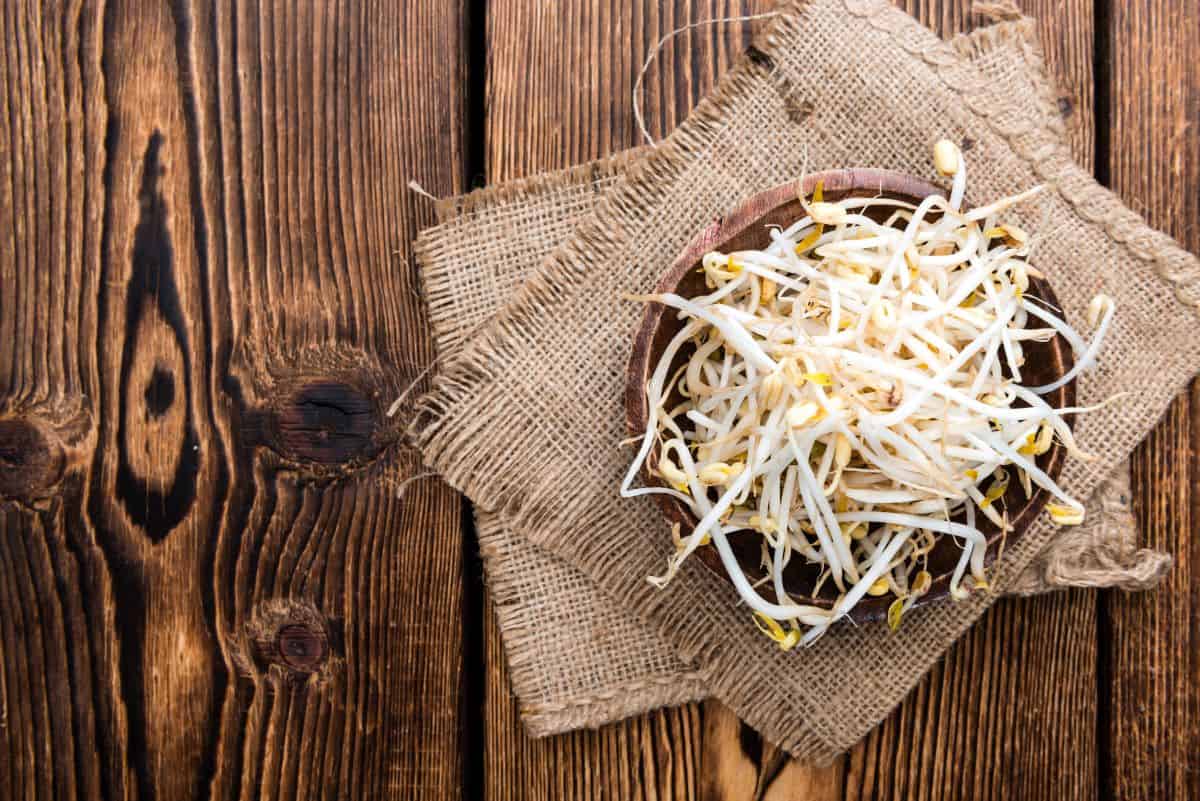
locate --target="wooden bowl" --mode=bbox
[625,169,1076,621]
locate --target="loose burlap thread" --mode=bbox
[412,0,1195,760]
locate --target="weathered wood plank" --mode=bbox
[481,1,1103,799]
[486,0,769,176]
[1102,4,1200,796]
[0,2,122,798]
[0,1,468,798]
[483,619,704,800]
[482,2,768,799]
[845,590,1098,800]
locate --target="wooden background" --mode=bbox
[0,0,1195,799]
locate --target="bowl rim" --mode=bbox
[624,168,1077,622]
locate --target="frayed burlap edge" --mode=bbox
[414,151,644,361]
[433,150,649,223]
[479,514,709,733]
[1008,458,1173,594]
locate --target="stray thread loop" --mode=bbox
[633,12,781,147]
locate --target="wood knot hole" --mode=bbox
[0,418,64,499]
[276,381,377,464]
[143,365,176,418]
[275,624,328,672]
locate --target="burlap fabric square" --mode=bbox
[412,0,1196,760]
[415,15,1168,737]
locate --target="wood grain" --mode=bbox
[0,0,468,799]
[483,611,704,800]
[485,0,769,171]
[844,592,1098,800]
[1102,2,1200,797]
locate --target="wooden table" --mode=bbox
[0,1,1196,799]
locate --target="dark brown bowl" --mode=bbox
[625,169,1076,621]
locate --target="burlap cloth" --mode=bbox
[411,0,1194,760]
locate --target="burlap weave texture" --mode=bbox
[413,0,1192,759]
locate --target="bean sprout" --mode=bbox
[623,141,1114,646]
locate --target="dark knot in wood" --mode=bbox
[242,600,339,678]
[0,418,64,500]
[273,381,377,465]
[275,624,329,672]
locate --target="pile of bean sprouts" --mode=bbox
[622,141,1115,647]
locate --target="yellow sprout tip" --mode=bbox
[867,578,891,596]
[933,139,960,176]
